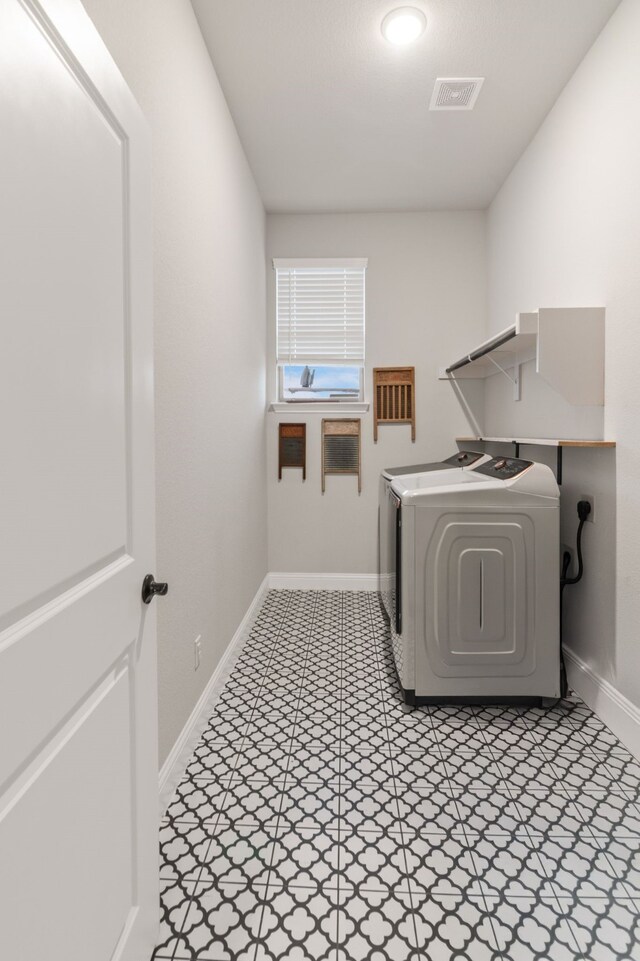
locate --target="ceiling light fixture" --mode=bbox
[381,6,427,45]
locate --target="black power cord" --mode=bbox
[559,500,592,696]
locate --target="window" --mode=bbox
[274,258,366,402]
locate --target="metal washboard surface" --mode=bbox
[321,418,361,493]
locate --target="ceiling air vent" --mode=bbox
[430,77,484,111]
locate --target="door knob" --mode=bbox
[141,573,169,604]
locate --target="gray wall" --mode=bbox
[82,0,268,763]
[485,0,640,704]
[266,212,486,574]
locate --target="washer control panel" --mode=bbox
[472,456,532,480]
[442,450,484,467]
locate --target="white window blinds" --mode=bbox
[274,258,367,366]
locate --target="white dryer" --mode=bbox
[378,451,489,627]
[389,455,560,705]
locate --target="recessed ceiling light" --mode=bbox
[381,6,427,45]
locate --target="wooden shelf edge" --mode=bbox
[557,440,616,448]
[456,436,616,449]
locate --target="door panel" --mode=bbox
[0,1,157,959]
[1,667,133,961]
[0,558,136,784]
[1,0,129,626]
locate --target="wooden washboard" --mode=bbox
[373,366,415,442]
[278,422,306,480]
[321,419,361,493]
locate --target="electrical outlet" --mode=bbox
[579,495,595,523]
[194,634,202,670]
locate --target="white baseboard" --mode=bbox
[564,646,640,760]
[268,572,378,591]
[158,573,270,813]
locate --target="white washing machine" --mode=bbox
[389,455,560,705]
[378,450,489,627]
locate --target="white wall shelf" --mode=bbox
[440,313,538,381]
[440,307,605,406]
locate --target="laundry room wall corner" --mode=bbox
[81,0,268,765]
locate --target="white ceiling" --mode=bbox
[192,0,620,212]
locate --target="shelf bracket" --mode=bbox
[512,363,521,402]
[486,355,521,401]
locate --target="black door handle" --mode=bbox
[142,573,169,604]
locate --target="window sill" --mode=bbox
[269,401,370,414]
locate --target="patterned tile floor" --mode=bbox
[153,590,640,961]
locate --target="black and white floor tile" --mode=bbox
[153,590,640,960]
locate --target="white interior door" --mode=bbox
[0,1,158,959]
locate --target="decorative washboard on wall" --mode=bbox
[321,419,361,493]
[373,366,416,442]
[278,423,306,480]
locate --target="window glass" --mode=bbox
[280,364,361,401]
